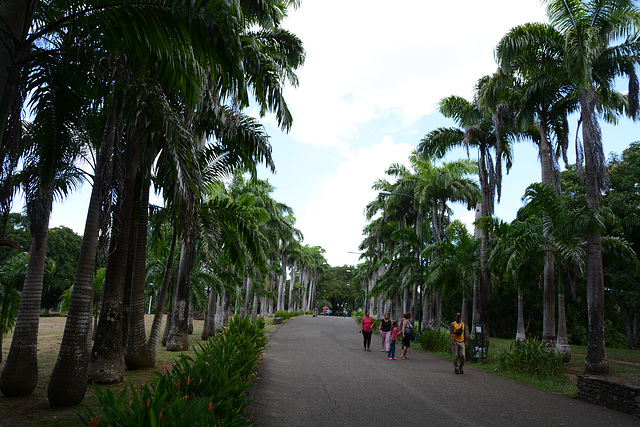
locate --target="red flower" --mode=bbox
[208,402,214,411]
[91,416,99,426]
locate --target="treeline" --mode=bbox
[354,0,640,376]
[0,0,327,411]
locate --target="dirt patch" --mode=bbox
[0,315,205,426]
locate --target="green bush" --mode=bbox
[498,339,566,377]
[82,316,267,426]
[305,310,313,315]
[418,328,450,352]
[273,310,299,320]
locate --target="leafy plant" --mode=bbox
[82,316,266,426]
[418,328,450,352]
[498,340,566,377]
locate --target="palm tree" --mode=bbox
[495,19,579,349]
[410,152,480,330]
[1,42,85,397]
[486,216,548,345]
[542,0,640,373]
[418,85,514,337]
[424,220,480,327]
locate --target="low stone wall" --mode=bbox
[273,317,283,325]
[577,375,640,416]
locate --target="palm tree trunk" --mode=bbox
[88,136,142,383]
[461,292,468,327]
[477,179,491,338]
[125,179,152,369]
[516,285,526,344]
[202,286,216,340]
[0,187,52,397]
[47,116,115,406]
[288,262,296,311]
[146,229,177,360]
[539,123,556,346]
[556,292,571,362]
[580,88,608,374]
[244,276,253,317]
[252,292,258,319]
[166,234,196,351]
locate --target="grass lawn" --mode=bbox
[419,335,640,398]
[0,314,281,426]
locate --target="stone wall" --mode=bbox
[577,375,640,416]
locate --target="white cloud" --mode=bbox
[282,1,548,150]
[296,136,414,266]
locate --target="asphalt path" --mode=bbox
[247,315,638,426]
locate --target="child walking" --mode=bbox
[387,321,398,360]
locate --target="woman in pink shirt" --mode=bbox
[359,310,373,351]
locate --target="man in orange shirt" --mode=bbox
[449,313,468,374]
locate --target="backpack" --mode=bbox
[404,321,415,340]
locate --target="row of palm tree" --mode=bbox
[359,0,640,374]
[0,0,328,409]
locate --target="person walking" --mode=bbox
[379,313,392,352]
[359,310,373,351]
[387,321,398,360]
[400,312,413,360]
[449,313,468,374]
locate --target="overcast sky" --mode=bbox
[42,1,638,267]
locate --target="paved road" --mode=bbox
[247,315,638,426]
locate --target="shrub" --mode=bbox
[418,328,450,352]
[273,310,301,320]
[82,316,267,426]
[498,339,566,377]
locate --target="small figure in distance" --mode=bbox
[359,310,373,352]
[400,312,413,360]
[387,320,398,360]
[449,313,468,374]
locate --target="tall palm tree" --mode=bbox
[495,21,578,347]
[418,86,514,337]
[542,0,640,373]
[1,41,84,397]
[409,152,480,329]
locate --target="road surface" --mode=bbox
[247,315,638,426]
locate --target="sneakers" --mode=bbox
[454,369,460,374]
[392,357,397,360]
[381,348,385,352]
[388,357,392,360]
[459,367,464,374]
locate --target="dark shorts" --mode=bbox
[402,334,411,348]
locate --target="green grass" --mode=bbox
[418,336,640,399]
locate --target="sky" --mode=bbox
[36,0,639,267]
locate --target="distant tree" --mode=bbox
[0,213,30,265]
[604,142,640,348]
[317,266,357,313]
[0,252,27,364]
[42,226,81,312]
